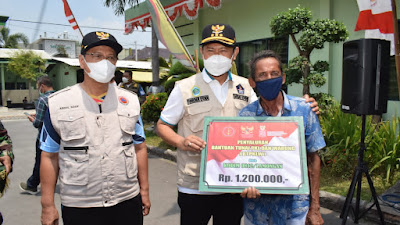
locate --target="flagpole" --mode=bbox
[392,0,400,100]
[64,0,84,38]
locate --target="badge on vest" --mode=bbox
[119,96,129,105]
[192,86,201,96]
[236,84,244,94]
[233,94,249,102]
[187,95,210,105]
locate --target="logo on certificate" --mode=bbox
[240,126,254,138]
[222,126,235,136]
[259,125,266,137]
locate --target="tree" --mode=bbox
[270,6,349,95]
[54,45,69,58]
[0,27,29,48]
[103,0,140,15]
[7,50,46,102]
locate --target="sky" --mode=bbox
[0,0,157,50]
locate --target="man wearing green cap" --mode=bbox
[40,31,150,225]
[156,24,319,225]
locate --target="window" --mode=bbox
[236,37,288,78]
[5,82,15,90]
[16,82,26,90]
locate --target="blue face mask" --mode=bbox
[255,76,283,101]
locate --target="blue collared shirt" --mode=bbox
[239,91,326,153]
[239,91,326,224]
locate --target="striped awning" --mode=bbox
[124,0,222,34]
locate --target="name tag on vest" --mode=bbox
[233,94,249,102]
[187,95,210,105]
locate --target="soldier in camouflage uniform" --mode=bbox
[0,120,14,224]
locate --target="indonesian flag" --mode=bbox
[355,0,395,55]
[62,0,79,30]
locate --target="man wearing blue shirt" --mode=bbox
[239,50,325,225]
[20,75,55,194]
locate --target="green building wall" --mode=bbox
[47,63,78,91]
[127,0,399,119]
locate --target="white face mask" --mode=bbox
[203,54,233,76]
[122,77,129,84]
[84,58,116,83]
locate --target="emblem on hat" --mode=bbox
[211,25,225,37]
[96,32,110,40]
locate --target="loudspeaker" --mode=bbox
[341,39,390,115]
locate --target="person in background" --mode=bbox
[0,121,14,224]
[120,71,146,104]
[39,31,150,225]
[240,50,325,225]
[147,82,165,95]
[20,75,55,195]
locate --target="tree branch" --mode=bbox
[290,33,303,56]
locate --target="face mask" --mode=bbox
[203,54,233,76]
[38,85,43,96]
[84,58,116,83]
[122,77,129,84]
[256,76,283,101]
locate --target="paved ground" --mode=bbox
[0,109,397,224]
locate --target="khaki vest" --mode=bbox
[121,81,140,95]
[48,84,141,207]
[176,73,252,189]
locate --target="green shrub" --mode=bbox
[319,102,361,178]
[141,93,168,123]
[164,73,194,94]
[368,116,400,184]
[320,102,400,184]
[159,57,169,68]
[169,61,193,75]
[309,93,335,115]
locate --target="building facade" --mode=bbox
[125,0,400,120]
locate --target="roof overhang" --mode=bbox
[0,48,53,59]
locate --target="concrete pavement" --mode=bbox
[0,108,398,224]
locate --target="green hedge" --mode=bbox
[319,102,400,184]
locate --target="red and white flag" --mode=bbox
[62,0,79,30]
[355,0,394,55]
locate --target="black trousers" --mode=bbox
[27,139,41,188]
[178,192,243,225]
[62,194,143,225]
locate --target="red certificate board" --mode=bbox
[199,116,309,194]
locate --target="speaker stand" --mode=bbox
[339,115,385,225]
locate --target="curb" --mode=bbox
[147,145,400,225]
[0,115,28,120]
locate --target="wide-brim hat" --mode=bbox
[81,31,123,55]
[200,23,236,46]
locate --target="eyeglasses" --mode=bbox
[256,71,282,79]
[85,52,117,63]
